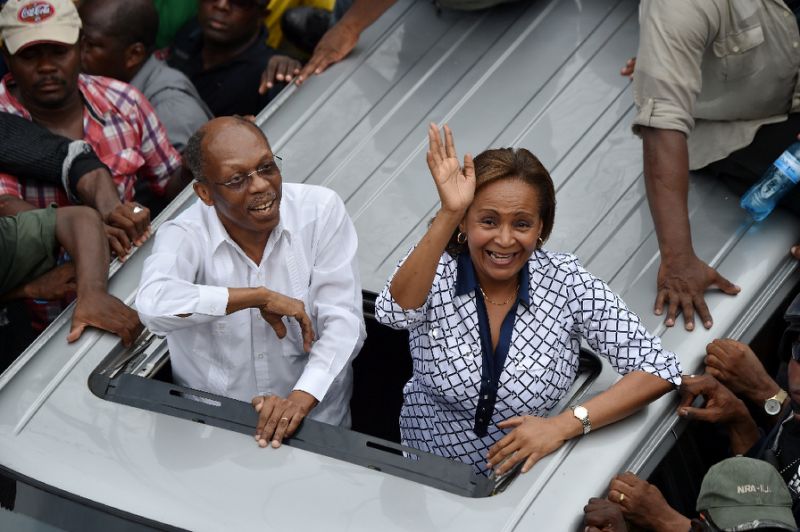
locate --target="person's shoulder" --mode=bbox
[283,182,341,207]
[147,56,196,87]
[157,199,208,238]
[639,0,721,28]
[81,74,149,111]
[281,183,348,231]
[531,248,582,274]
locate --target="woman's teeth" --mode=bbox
[487,250,515,264]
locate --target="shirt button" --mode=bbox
[785,10,791,17]
[257,352,265,359]
[428,327,440,339]
[794,42,799,48]
[731,45,740,53]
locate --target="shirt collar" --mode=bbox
[202,197,291,256]
[130,55,158,93]
[455,251,530,306]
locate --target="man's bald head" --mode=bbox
[184,117,271,183]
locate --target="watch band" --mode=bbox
[572,404,591,435]
[764,389,788,416]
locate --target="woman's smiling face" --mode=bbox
[461,177,543,288]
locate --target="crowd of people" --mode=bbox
[1,0,800,530]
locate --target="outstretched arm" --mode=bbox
[388,123,475,309]
[54,207,142,346]
[641,127,740,331]
[291,0,397,85]
[487,371,673,474]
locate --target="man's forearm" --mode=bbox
[338,0,397,35]
[641,127,694,259]
[75,168,122,217]
[0,194,37,216]
[55,207,110,296]
[728,417,761,455]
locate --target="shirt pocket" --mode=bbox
[506,345,572,414]
[425,332,482,403]
[712,24,765,81]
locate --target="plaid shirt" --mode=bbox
[0,73,181,207]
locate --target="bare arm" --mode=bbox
[290,0,398,85]
[488,371,673,474]
[0,194,37,216]
[53,206,142,346]
[388,124,475,309]
[641,127,739,331]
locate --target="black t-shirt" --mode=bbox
[764,416,800,524]
[167,20,283,117]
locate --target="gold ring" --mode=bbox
[280,417,289,422]
[619,493,625,503]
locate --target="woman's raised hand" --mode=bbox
[426,123,475,215]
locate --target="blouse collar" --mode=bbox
[454,251,531,307]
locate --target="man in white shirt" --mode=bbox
[136,116,366,448]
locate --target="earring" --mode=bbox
[537,236,544,247]
[457,232,467,244]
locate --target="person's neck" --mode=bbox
[475,271,519,299]
[219,218,272,265]
[201,31,259,71]
[16,88,84,137]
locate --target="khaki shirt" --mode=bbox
[633,0,800,169]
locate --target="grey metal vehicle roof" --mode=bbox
[1,0,799,530]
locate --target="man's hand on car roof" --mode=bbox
[655,253,740,331]
[252,390,318,448]
[67,291,143,347]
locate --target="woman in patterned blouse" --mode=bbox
[375,124,682,476]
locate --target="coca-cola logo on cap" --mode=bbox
[17,1,55,24]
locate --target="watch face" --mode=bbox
[574,406,588,419]
[765,398,781,416]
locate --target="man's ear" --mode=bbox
[124,42,147,72]
[193,181,214,206]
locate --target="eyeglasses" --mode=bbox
[791,338,800,362]
[212,156,282,191]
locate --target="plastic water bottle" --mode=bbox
[740,141,800,221]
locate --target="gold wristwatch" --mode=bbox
[764,389,788,416]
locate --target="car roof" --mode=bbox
[2,0,799,530]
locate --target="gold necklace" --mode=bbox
[478,284,519,306]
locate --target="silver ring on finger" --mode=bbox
[132,204,143,214]
[280,417,289,423]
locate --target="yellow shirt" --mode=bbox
[265,0,335,49]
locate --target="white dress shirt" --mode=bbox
[136,183,366,426]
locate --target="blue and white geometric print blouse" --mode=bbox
[375,247,682,475]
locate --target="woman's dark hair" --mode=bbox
[445,147,556,255]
